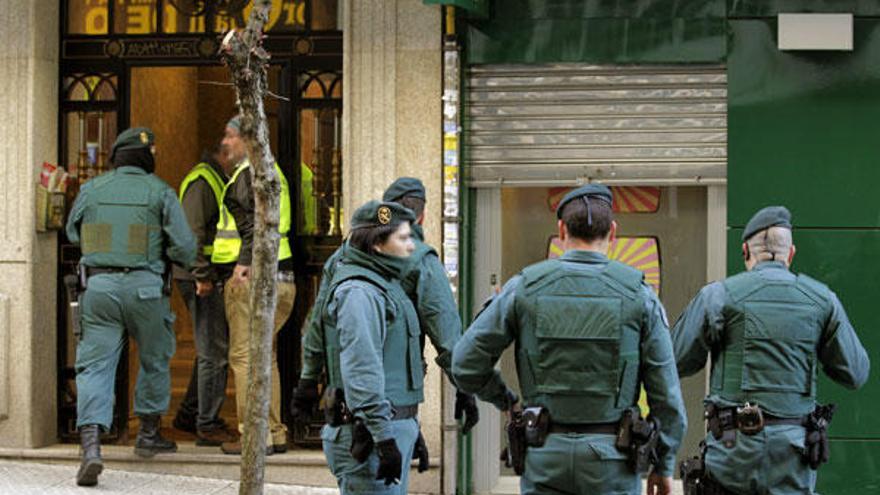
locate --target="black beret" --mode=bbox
[350,200,416,230]
[383,177,426,202]
[556,184,613,219]
[742,206,792,241]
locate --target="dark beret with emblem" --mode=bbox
[111,127,154,156]
[556,184,613,219]
[383,177,426,203]
[350,200,416,230]
[742,206,792,241]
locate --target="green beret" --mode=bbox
[227,116,241,131]
[383,177,426,202]
[350,200,416,230]
[556,184,613,219]
[112,127,154,156]
[742,206,792,241]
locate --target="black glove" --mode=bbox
[375,439,403,486]
[413,431,430,472]
[455,391,480,434]
[290,379,319,421]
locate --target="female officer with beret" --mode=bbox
[318,200,423,494]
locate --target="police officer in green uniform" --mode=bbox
[66,127,196,487]
[293,177,478,469]
[672,206,870,495]
[452,185,687,495]
[318,200,422,494]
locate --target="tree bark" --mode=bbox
[220,2,278,494]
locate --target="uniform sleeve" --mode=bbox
[334,283,394,441]
[181,178,216,281]
[672,281,727,377]
[640,285,688,477]
[225,168,255,266]
[818,292,870,389]
[65,186,89,246]
[416,252,461,383]
[162,188,197,269]
[451,276,521,410]
[299,247,343,381]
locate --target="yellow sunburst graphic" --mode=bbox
[547,236,661,295]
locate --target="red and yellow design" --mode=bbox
[546,236,660,295]
[547,186,661,214]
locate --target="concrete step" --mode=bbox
[0,442,441,494]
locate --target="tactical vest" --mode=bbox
[79,168,166,270]
[401,239,438,299]
[211,161,292,264]
[713,268,828,416]
[515,259,645,424]
[178,162,224,256]
[321,263,424,407]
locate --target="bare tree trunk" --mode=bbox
[220,2,277,494]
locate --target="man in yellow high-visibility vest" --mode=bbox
[213,116,295,455]
[171,144,238,447]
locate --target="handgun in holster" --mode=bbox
[501,409,527,475]
[803,403,836,470]
[679,451,705,495]
[523,406,551,448]
[616,407,660,474]
[705,403,737,448]
[64,266,86,340]
[322,387,352,427]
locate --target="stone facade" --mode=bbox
[0,0,60,448]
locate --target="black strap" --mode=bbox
[87,266,144,276]
[549,422,617,434]
[392,405,419,420]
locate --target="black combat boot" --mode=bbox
[134,414,178,458]
[76,424,103,486]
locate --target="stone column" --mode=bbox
[342,0,444,492]
[0,0,59,447]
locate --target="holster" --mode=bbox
[322,387,352,427]
[679,443,736,495]
[502,410,527,475]
[523,406,550,448]
[349,417,374,463]
[615,407,660,474]
[64,269,85,340]
[705,403,737,448]
[803,403,836,470]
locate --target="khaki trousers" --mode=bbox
[225,276,296,445]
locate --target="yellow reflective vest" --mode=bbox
[178,162,225,256]
[211,161,292,264]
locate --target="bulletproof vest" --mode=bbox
[78,168,166,270]
[714,267,828,416]
[322,262,425,407]
[515,258,645,424]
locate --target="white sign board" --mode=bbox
[778,13,853,51]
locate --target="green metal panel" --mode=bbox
[728,229,880,438]
[817,440,880,492]
[729,0,880,17]
[463,0,726,64]
[728,19,880,228]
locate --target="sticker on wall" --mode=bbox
[546,236,661,295]
[547,186,661,214]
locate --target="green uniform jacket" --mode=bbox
[300,224,460,383]
[672,261,870,415]
[66,166,196,273]
[452,250,687,476]
[323,247,423,441]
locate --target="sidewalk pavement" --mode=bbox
[0,460,339,495]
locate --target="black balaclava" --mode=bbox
[112,147,155,174]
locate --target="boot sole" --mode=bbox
[76,459,103,486]
[134,446,178,458]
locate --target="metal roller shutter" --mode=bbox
[465,64,727,187]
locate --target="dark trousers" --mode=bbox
[176,279,230,431]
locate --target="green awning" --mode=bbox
[423,0,488,18]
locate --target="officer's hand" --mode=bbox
[231,264,250,287]
[413,431,430,472]
[375,439,402,486]
[195,280,214,296]
[290,379,319,421]
[646,472,672,495]
[454,391,480,434]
